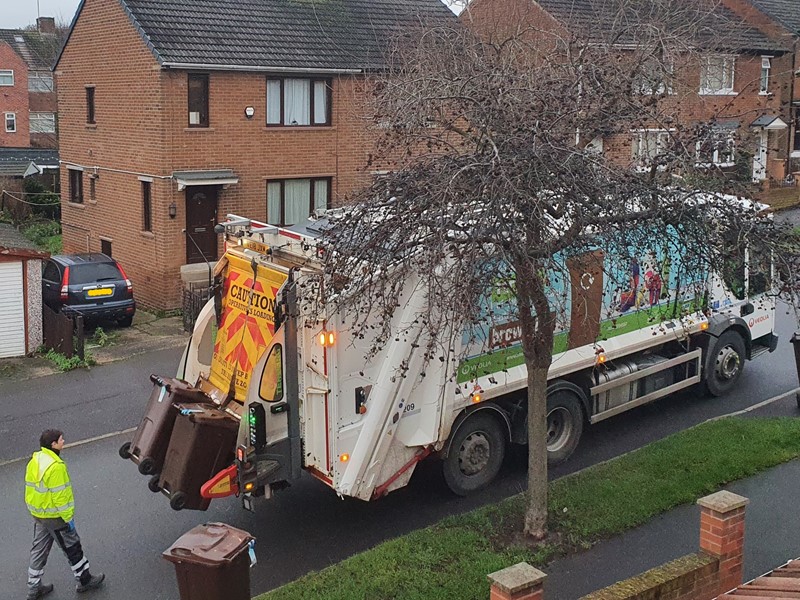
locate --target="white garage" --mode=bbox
[0,261,26,358]
[0,225,48,359]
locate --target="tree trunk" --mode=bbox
[524,364,550,538]
[515,257,555,540]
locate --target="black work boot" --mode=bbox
[76,573,105,593]
[26,583,53,600]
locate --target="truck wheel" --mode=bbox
[138,457,156,475]
[118,441,132,460]
[170,491,187,511]
[704,330,746,397]
[546,390,584,466]
[443,412,506,496]
[148,474,161,493]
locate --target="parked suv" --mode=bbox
[42,253,136,327]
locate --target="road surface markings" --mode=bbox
[0,427,136,468]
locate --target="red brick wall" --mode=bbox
[56,0,170,306]
[0,43,30,148]
[56,0,379,309]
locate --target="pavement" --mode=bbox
[545,391,800,599]
[0,311,189,381]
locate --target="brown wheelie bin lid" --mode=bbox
[163,523,253,567]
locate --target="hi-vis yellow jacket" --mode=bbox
[25,448,75,521]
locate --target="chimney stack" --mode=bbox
[37,17,56,35]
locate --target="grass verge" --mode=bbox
[258,417,800,600]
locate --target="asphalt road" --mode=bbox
[1,305,799,599]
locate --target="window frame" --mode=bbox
[141,179,153,232]
[759,56,772,95]
[700,55,736,95]
[266,177,332,226]
[633,58,674,96]
[695,126,736,168]
[86,86,96,124]
[631,129,672,171]
[265,77,332,127]
[28,72,54,92]
[68,168,84,205]
[187,73,210,128]
[0,70,13,86]
[30,112,56,134]
[4,112,16,133]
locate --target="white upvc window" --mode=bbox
[696,126,736,167]
[632,129,671,170]
[633,58,674,95]
[0,70,14,86]
[700,55,735,95]
[30,112,56,134]
[760,56,772,94]
[4,112,16,133]
[28,72,54,92]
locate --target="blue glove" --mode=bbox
[67,519,75,532]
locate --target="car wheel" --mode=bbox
[443,412,506,496]
[704,330,746,397]
[117,315,134,328]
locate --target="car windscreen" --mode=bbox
[69,263,123,285]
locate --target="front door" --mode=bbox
[752,131,768,182]
[185,187,219,264]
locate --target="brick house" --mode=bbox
[719,0,800,172]
[0,18,60,149]
[462,0,793,184]
[55,0,456,309]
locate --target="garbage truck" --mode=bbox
[121,210,778,511]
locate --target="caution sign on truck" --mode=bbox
[209,251,288,401]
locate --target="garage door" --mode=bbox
[0,261,26,358]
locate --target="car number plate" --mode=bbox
[87,288,113,297]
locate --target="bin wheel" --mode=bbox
[170,492,187,511]
[147,474,161,493]
[118,442,132,460]
[138,457,156,475]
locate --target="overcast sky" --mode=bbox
[3,0,81,29]
[3,0,461,30]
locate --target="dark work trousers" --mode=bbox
[28,516,91,593]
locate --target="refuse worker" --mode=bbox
[24,429,105,599]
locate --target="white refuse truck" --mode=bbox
[138,211,777,510]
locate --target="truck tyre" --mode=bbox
[169,491,187,511]
[148,474,161,493]
[704,330,746,397]
[546,390,584,466]
[118,441,131,460]
[138,457,156,476]
[443,412,506,496]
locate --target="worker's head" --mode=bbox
[40,429,64,452]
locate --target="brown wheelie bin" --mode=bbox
[159,403,238,511]
[118,375,211,484]
[163,522,254,600]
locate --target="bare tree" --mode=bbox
[320,0,794,539]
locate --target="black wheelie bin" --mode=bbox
[119,375,211,486]
[159,403,239,511]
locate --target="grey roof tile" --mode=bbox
[119,0,458,70]
[534,0,786,52]
[750,0,800,34]
[0,28,61,70]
